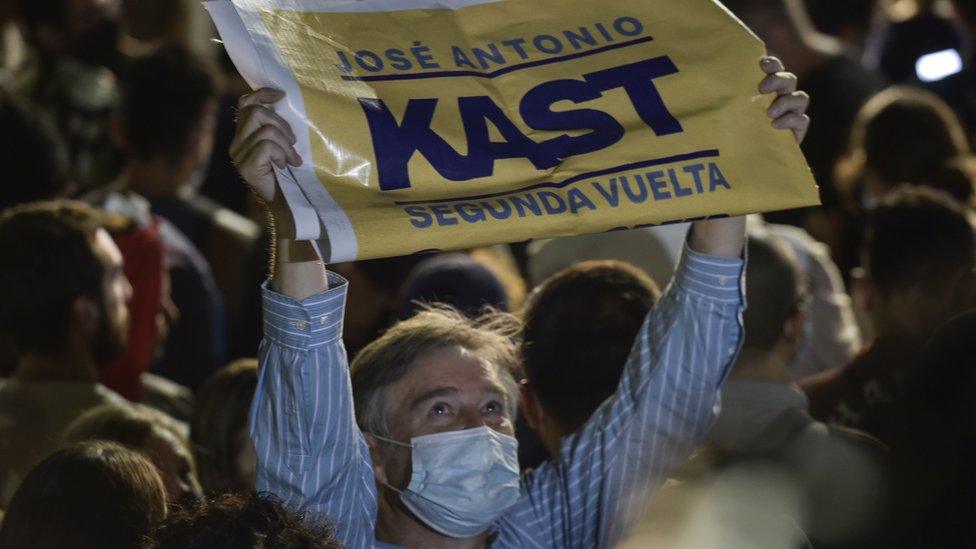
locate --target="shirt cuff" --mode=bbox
[261,271,347,351]
[673,242,745,303]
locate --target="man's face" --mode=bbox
[380,345,514,489]
[90,229,131,365]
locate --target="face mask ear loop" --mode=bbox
[366,432,413,448]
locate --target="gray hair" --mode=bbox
[350,305,521,440]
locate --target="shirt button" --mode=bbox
[320,315,329,325]
[718,276,728,286]
[293,320,307,330]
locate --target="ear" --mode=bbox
[782,310,803,343]
[363,433,389,485]
[520,380,545,432]
[72,296,100,339]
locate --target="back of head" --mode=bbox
[0,200,106,359]
[839,87,970,197]
[864,186,975,327]
[148,491,340,549]
[397,254,509,320]
[351,307,520,439]
[191,359,259,494]
[62,403,167,448]
[0,94,73,210]
[803,0,876,38]
[121,44,216,163]
[521,261,660,431]
[0,440,166,549]
[741,234,806,353]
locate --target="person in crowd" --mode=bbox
[701,234,885,548]
[519,260,659,467]
[876,310,976,546]
[837,86,974,210]
[396,253,510,320]
[0,440,167,548]
[190,358,258,495]
[0,94,181,406]
[0,93,73,211]
[865,0,975,127]
[89,44,237,390]
[17,0,125,189]
[800,187,975,433]
[230,56,809,547]
[0,201,132,506]
[62,402,204,505]
[724,0,885,238]
[148,491,341,549]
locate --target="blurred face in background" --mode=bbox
[142,426,203,505]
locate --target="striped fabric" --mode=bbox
[252,243,745,548]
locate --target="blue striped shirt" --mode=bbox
[252,242,745,548]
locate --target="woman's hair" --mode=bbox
[190,359,259,494]
[147,491,341,549]
[836,86,973,209]
[0,441,167,549]
[63,403,191,459]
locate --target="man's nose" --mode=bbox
[459,407,486,430]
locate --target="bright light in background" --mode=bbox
[916,49,964,82]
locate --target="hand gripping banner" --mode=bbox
[206,0,819,262]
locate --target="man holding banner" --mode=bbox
[232,54,809,548]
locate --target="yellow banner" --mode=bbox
[209,0,818,262]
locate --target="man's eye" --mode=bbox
[431,403,450,416]
[484,401,503,415]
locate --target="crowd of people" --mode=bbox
[0,0,974,547]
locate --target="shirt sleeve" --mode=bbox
[499,242,745,548]
[251,272,378,548]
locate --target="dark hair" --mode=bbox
[121,44,216,163]
[19,0,70,32]
[0,201,107,357]
[803,0,876,36]
[191,359,258,494]
[837,87,970,207]
[0,441,167,549]
[864,186,975,298]
[0,95,72,211]
[397,253,509,319]
[521,261,660,431]
[743,233,807,351]
[147,491,341,549]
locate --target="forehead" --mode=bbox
[391,345,503,401]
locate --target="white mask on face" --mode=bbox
[371,426,521,538]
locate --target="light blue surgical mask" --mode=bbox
[371,426,521,538]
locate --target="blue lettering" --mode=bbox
[584,57,683,136]
[472,43,506,69]
[533,35,564,54]
[613,16,644,37]
[538,191,567,214]
[648,170,671,200]
[622,174,648,203]
[482,200,512,220]
[564,27,598,50]
[709,163,732,191]
[355,50,384,72]
[456,203,487,223]
[521,79,625,161]
[452,46,477,69]
[684,163,706,193]
[593,179,621,207]
[384,49,413,71]
[511,194,542,217]
[568,188,597,212]
[405,206,432,228]
[669,168,693,197]
[431,205,458,226]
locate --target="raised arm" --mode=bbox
[232,89,377,547]
[500,57,810,548]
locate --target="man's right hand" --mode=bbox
[229,88,302,204]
